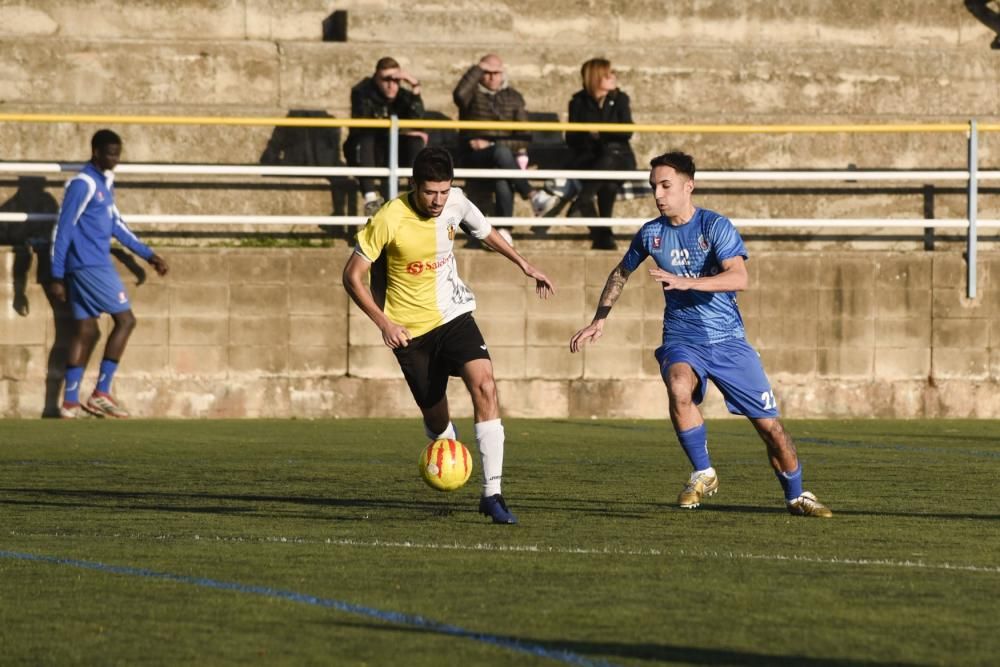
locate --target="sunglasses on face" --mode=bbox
[378,76,401,84]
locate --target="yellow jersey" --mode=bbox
[354,187,492,338]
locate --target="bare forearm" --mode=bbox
[345,280,379,323]
[343,263,391,329]
[650,258,748,293]
[480,228,525,268]
[689,270,747,292]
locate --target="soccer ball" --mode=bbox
[419,438,473,492]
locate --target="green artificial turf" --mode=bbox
[1,418,997,666]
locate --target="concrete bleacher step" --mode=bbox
[4,39,998,122]
[347,1,994,48]
[0,0,334,41]
[5,0,994,49]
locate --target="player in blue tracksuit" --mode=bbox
[50,129,169,418]
[570,151,832,517]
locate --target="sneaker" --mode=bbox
[544,178,581,200]
[59,402,82,419]
[530,191,559,217]
[363,195,385,219]
[787,491,833,518]
[677,469,719,509]
[496,227,514,247]
[479,494,518,524]
[84,391,130,419]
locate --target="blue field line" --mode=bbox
[0,549,620,667]
[797,437,1000,459]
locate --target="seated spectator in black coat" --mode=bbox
[344,57,427,217]
[565,58,637,250]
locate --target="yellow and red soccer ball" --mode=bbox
[419,438,473,491]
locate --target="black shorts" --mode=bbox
[393,312,491,409]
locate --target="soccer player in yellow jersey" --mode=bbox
[343,147,555,524]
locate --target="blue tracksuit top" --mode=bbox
[50,162,153,280]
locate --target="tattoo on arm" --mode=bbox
[593,265,631,321]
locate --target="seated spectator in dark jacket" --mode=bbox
[453,54,557,244]
[344,57,427,217]
[566,58,637,250]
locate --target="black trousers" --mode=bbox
[459,143,532,218]
[566,149,636,219]
[344,132,425,195]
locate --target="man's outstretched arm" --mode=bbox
[479,227,555,299]
[569,263,632,353]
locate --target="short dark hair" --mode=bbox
[375,56,400,72]
[412,147,454,184]
[650,151,696,179]
[91,129,122,151]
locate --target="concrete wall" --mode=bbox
[2,245,998,419]
[2,1,999,418]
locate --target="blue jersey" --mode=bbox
[50,163,153,280]
[621,208,748,345]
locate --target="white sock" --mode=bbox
[424,421,457,441]
[691,466,716,480]
[474,418,504,496]
[363,191,378,203]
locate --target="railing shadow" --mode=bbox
[965,0,1000,49]
[259,109,358,238]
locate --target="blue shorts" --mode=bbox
[66,265,131,320]
[654,337,779,418]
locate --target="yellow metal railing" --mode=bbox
[1,112,998,133]
[2,112,997,297]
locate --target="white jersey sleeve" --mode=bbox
[450,187,492,240]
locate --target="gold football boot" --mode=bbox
[787,491,833,518]
[677,470,719,509]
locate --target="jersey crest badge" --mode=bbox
[447,224,456,240]
[652,237,661,249]
[698,234,710,251]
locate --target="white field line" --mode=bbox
[8,530,999,574]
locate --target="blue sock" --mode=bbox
[676,423,711,471]
[63,366,84,404]
[96,358,119,394]
[776,465,803,502]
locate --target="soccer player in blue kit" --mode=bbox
[50,129,169,419]
[570,151,832,517]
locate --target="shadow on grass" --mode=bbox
[4,488,998,523]
[0,487,657,521]
[332,618,923,666]
[0,487,467,519]
[797,436,1000,459]
[696,503,1000,522]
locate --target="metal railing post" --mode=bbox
[967,119,978,299]
[389,115,399,199]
